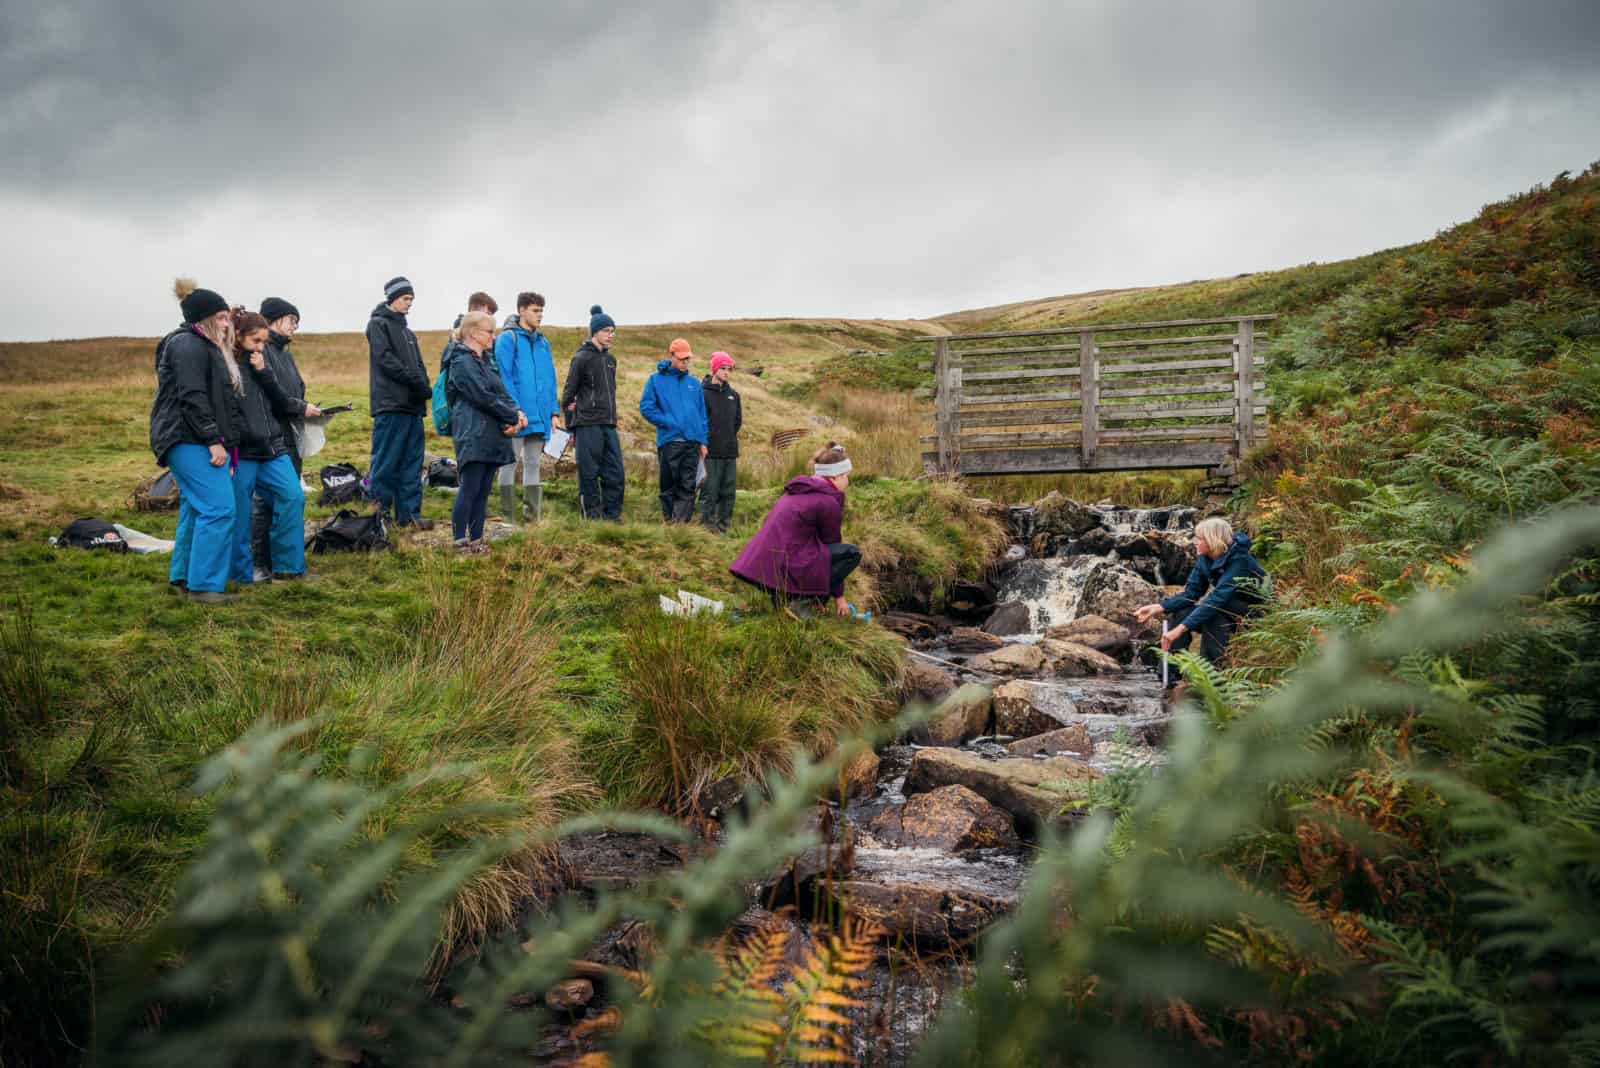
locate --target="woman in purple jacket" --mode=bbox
[730,443,861,615]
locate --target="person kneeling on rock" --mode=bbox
[729,442,861,617]
[1134,516,1265,680]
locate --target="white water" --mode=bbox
[992,554,1105,631]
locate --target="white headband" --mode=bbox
[814,458,852,477]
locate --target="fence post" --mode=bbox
[1234,319,1255,461]
[1078,330,1097,468]
[934,337,952,475]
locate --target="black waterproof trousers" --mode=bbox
[657,440,700,523]
[699,456,737,532]
[574,425,625,520]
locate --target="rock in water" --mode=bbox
[993,679,1075,738]
[1040,638,1121,677]
[879,611,942,641]
[1067,527,1116,556]
[946,580,997,620]
[1032,491,1102,540]
[903,748,1100,829]
[866,784,1020,851]
[1006,725,1093,758]
[946,627,1006,653]
[981,600,1031,636]
[1042,614,1132,655]
[911,683,993,746]
[1078,561,1163,630]
[544,978,594,1012]
[967,643,1047,677]
[827,749,881,803]
[901,658,957,704]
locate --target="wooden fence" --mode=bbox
[918,314,1273,477]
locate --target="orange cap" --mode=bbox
[668,338,692,357]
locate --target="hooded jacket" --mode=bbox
[262,331,308,455]
[233,355,293,462]
[729,476,844,597]
[1160,533,1267,631]
[639,359,708,447]
[366,303,431,416]
[561,340,618,428]
[702,375,742,458]
[494,324,559,437]
[443,341,521,467]
[149,326,240,465]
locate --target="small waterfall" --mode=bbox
[993,555,1106,631]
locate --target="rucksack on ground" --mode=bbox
[308,509,390,553]
[426,456,459,487]
[130,469,179,511]
[319,463,364,506]
[55,518,130,553]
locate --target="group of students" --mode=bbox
[149,275,864,613]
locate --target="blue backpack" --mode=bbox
[431,356,451,436]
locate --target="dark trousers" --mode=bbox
[657,440,700,523]
[699,456,736,532]
[452,461,497,540]
[1166,599,1251,664]
[251,449,301,573]
[371,414,425,525]
[763,542,862,607]
[574,425,624,520]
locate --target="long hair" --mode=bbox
[195,314,241,395]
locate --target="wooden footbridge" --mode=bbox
[918,314,1272,478]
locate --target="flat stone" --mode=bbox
[903,748,1100,829]
[1042,614,1132,655]
[866,784,1020,852]
[828,878,1008,949]
[993,679,1075,738]
[1006,724,1093,759]
[1040,639,1121,677]
[946,627,1005,654]
[967,643,1047,677]
[910,683,992,746]
[980,600,1032,636]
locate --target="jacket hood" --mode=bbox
[655,358,688,376]
[783,475,841,497]
[371,302,406,323]
[1229,533,1252,554]
[268,330,292,347]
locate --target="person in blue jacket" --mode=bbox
[639,338,709,523]
[493,291,560,523]
[1135,517,1267,676]
[444,310,525,551]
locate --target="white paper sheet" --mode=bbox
[543,426,572,460]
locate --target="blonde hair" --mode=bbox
[457,310,497,347]
[1195,516,1234,556]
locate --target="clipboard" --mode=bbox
[543,425,572,460]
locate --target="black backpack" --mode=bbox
[308,510,390,554]
[57,518,130,553]
[426,456,459,487]
[319,463,365,506]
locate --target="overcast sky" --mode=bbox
[1,0,1596,341]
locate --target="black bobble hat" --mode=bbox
[260,297,300,323]
[175,278,228,324]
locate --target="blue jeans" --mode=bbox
[232,455,305,581]
[371,414,425,524]
[165,443,236,593]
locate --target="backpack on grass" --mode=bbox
[130,469,180,511]
[56,518,130,553]
[319,463,364,506]
[308,510,390,554]
[426,456,459,487]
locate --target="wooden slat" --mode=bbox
[954,353,1086,370]
[1079,330,1098,467]
[1095,333,1236,349]
[951,342,1081,360]
[912,314,1278,344]
[1100,424,1236,441]
[1100,356,1264,375]
[1098,344,1235,364]
[958,388,1080,405]
[962,365,1082,383]
[933,337,952,474]
[956,406,1083,428]
[1098,374,1238,397]
[1099,402,1266,421]
[924,441,1235,475]
[1235,321,1256,457]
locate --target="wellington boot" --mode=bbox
[523,486,543,523]
[499,485,518,524]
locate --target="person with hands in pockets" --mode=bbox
[639,337,709,523]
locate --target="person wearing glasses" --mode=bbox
[443,310,525,551]
[729,442,861,616]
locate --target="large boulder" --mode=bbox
[1042,614,1132,656]
[967,643,1046,677]
[866,784,1020,852]
[910,683,992,746]
[981,600,1031,636]
[1033,492,1102,540]
[1040,639,1122,677]
[824,749,880,803]
[993,679,1074,738]
[904,748,1099,829]
[946,627,1005,654]
[901,658,957,704]
[946,580,997,620]
[826,866,1016,948]
[1066,527,1116,556]
[1006,725,1093,759]
[1078,562,1163,631]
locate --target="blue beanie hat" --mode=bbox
[588,304,615,336]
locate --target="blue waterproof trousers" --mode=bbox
[232,455,305,581]
[166,443,236,593]
[371,413,425,525]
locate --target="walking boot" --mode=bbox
[524,486,542,523]
[187,589,236,605]
[500,484,518,524]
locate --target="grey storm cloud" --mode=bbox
[0,0,1597,341]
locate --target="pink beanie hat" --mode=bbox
[709,351,734,374]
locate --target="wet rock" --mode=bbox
[702,775,747,820]
[967,643,1046,677]
[1078,562,1164,631]
[827,749,881,803]
[545,978,594,1012]
[1033,491,1101,540]
[947,580,997,620]
[762,807,856,903]
[1006,724,1093,759]
[1005,504,1037,540]
[828,877,1009,949]
[566,831,695,892]
[880,611,943,641]
[993,679,1075,738]
[904,748,1100,829]
[901,657,958,704]
[866,784,1020,852]
[1042,614,1132,655]
[910,683,992,746]
[1040,639,1121,677]
[1066,527,1116,556]
[980,600,1031,636]
[946,627,1005,654]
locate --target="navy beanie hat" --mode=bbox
[588,304,615,336]
[384,276,415,302]
[259,297,300,323]
[174,278,228,324]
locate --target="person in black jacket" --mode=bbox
[561,305,624,521]
[444,311,525,550]
[366,276,435,529]
[251,297,320,578]
[150,278,242,604]
[699,351,742,533]
[227,307,310,584]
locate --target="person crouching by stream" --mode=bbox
[228,308,310,584]
[639,338,708,523]
[151,279,241,604]
[1134,516,1266,683]
[444,310,526,553]
[729,443,861,616]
